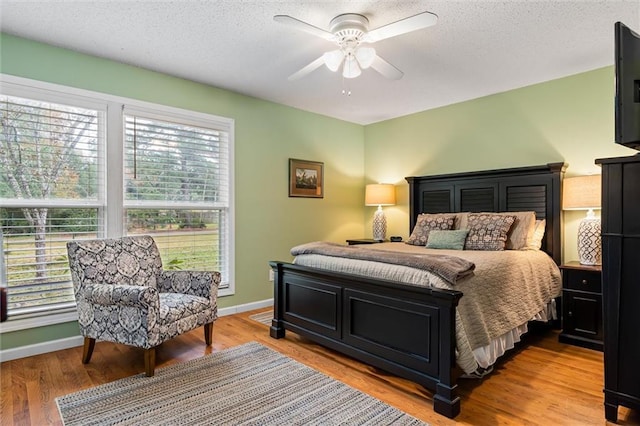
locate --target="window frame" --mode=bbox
[0,74,235,333]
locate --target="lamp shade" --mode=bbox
[562,175,601,210]
[355,47,376,69]
[563,175,602,266]
[323,50,344,72]
[342,55,361,79]
[365,184,396,206]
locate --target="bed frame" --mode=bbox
[269,162,566,418]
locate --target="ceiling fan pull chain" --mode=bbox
[341,71,352,96]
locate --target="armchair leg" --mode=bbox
[82,337,96,364]
[204,322,213,346]
[144,348,156,377]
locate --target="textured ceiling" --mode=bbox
[1,1,639,124]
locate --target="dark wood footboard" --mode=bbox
[269,261,463,419]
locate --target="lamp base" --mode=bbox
[372,207,387,241]
[578,216,601,265]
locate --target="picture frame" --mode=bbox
[289,158,324,198]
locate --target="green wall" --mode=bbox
[0,33,365,350]
[364,67,635,261]
[2,32,634,352]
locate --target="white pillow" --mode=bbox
[527,219,546,250]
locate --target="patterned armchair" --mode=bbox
[66,235,219,376]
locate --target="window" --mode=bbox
[0,76,234,328]
[0,94,105,317]
[123,109,231,284]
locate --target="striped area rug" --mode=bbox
[248,310,272,326]
[56,342,428,426]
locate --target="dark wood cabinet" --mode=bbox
[558,262,603,351]
[596,154,640,423]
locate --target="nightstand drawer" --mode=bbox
[564,269,601,293]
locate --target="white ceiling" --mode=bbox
[1,1,639,125]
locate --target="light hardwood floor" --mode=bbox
[1,309,638,425]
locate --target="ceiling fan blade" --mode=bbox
[274,15,334,41]
[370,55,404,80]
[288,56,326,81]
[365,11,438,43]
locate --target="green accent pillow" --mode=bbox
[426,229,469,250]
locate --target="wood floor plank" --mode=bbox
[9,358,31,426]
[1,360,14,426]
[1,309,639,425]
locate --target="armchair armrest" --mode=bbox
[159,270,220,299]
[83,283,159,308]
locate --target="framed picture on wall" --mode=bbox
[289,158,324,198]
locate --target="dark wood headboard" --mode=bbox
[405,162,567,265]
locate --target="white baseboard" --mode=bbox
[0,335,85,362]
[0,298,273,363]
[217,298,272,317]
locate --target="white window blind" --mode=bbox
[123,110,231,287]
[0,94,104,316]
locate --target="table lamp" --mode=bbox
[562,175,602,265]
[365,184,396,241]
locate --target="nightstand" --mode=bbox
[346,239,387,245]
[558,261,603,351]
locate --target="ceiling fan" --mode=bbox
[274,11,438,81]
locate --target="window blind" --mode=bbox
[0,94,104,316]
[123,111,231,288]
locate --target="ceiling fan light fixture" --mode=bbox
[323,50,344,72]
[342,56,361,78]
[355,47,376,69]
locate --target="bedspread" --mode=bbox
[293,242,561,373]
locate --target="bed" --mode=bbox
[269,162,566,418]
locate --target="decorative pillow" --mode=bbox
[406,214,455,246]
[453,212,469,230]
[426,229,469,250]
[464,213,516,251]
[503,211,536,250]
[526,219,546,250]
